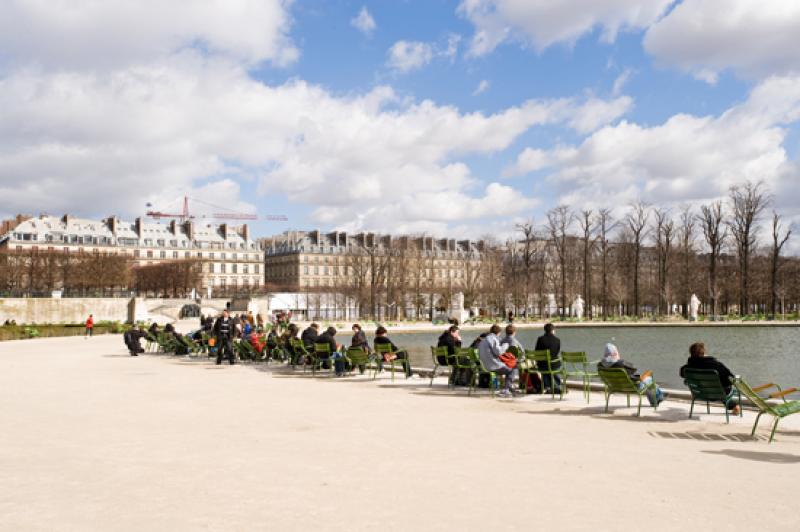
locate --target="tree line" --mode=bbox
[303,181,797,321]
[0,249,203,298]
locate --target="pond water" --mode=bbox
[367,326,800,390]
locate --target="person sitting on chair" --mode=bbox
[534,323,562,394]
[301,323,320,350]
[599,343,664,406]
[316,326,346,376]
[477,324,516,398]
[373,326,412,378]
[680,342,739,414]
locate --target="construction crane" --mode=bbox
[145,196,287,222]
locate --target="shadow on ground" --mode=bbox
[700,449,800,463]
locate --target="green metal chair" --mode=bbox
[313,342,336,376]
[523,349,563,399]
[345,346,376,378]
[476,355,502,398]
[450,347,479,395]
[289,338,309,369]
[374,342,411,382]
[561,351,598,403]
[429,346,450,387]
[598,367,659,416]
[734,378,800,443]
[682,368,741,423]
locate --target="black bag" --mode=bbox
[478,372,491,388]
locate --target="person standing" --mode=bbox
[85,314,94,339]
[477,324,516,398]
[534,323,562,394]
[213,310,235,365]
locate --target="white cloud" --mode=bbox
[644,0,800,83]
[612,68,633,95]
[567,96,634,134]
[0,46,632,231]
[511,75,800,212]
[386,41,434,73]
[443,33,462,61]
[350,6,376,36]
[458,0,673,56]
[473,79,490,95]
[0,0,299,70]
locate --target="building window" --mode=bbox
[255,264,260,274]
[221,263,226,273]
[185,252,190,258]
[160,251,166,259]
[146,250,153,258]
[232,264,237,274]
[173,251,179,259]
[157,239,165,247]
[134,250,140,258]
[243,265,249,274]
[221,253,226,260]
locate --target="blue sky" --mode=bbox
[1,0,799,240]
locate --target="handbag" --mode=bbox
[499,352,517,369]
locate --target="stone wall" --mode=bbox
[0,298,131,324]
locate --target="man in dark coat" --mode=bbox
[213,310,235,365]
[680,342,739,413]
[534,322,562,393]
[301,323,320,350]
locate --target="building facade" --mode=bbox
[0,215,263,291]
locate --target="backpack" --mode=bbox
[523,372,543,394]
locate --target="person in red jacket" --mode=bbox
[85,314,94,338]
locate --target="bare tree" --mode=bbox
[596,208,615,320]
[728,181,769,316]
[546,206,574,318]
[699,201,727,317]
[652,208,675,317]
[625,202,650,318]
[770,211,792,317]
[578,210,596,319]
[515,221,538,318]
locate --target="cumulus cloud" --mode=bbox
[457,0,673,56]
[644,0,800,83]
[350,6,376,36]
[0,0,299,70]
[386,41,434,73]
[509,75,800,212]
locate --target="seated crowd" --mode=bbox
[132,314,749,417]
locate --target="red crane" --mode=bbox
[146,196,287,222]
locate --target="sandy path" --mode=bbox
[1,335,798,531]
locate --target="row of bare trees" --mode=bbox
[294,181,796,321]
[504,181,795,319]
[131,260,203,298]
[0,249,205,298]
[0,249,130,296]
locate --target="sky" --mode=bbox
[1,0,799,242]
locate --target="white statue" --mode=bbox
[689,294,701,321]
[573,295,585,320]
